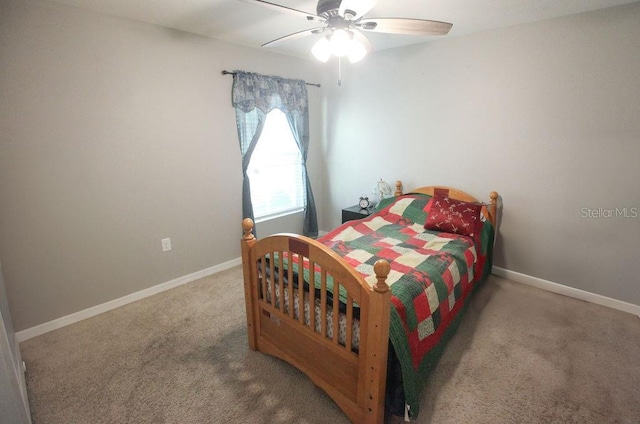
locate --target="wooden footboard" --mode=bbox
[241,218,391,424]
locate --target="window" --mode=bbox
[247,109,306,221]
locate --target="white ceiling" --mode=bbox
[51,0,638,59]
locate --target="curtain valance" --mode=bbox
[232,70,308,114]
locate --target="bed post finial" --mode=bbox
[242,218,255,241]
[394,180,403,196]
[241,218,258,351]
[489,192,498,227]
[366,259,391,423]
[373,259,390,293]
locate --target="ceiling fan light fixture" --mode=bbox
[312,30,367,63]
[347,38,367,63]
[329,29,352,57]
[311,36,331,62]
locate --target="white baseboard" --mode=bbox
[16,257,242,343]
[492,266,640,317]
[16,261,638,343]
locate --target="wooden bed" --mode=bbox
[240,182,498,423]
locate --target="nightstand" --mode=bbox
[342,205,373,223]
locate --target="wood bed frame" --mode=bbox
[240,182,498,423]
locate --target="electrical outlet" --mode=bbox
[161,238,172,252]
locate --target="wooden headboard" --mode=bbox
[393,181,498,228]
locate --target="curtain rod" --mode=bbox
[221,70,321,88]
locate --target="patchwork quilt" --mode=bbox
[316,194,494,418]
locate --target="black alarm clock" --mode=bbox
[359,195,370,209]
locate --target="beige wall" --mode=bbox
[0,0,324,330]
[321,3,640,305]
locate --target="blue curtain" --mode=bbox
[232,71,318,237]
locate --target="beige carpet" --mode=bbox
[20,267,640,423]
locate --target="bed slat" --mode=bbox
[298,255,304,325]
[309,260,316,332]
[287,252,294,318]
[320,269,327,338]
[268,254,275,308]
[332,281,340,345]
[345,296,353,352]
[259,256,267,302]
[278,251,284,313]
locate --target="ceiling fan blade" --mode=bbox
[338,0,377,20]
[357,18,452,35]
[262,27,326,48]
[238,0,325,23]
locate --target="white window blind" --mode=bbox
[248,109,306,221]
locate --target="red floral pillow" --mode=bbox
[424,188,483,238]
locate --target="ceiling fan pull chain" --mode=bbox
[338,56,342,87]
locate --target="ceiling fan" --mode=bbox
[239,0,453,63]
